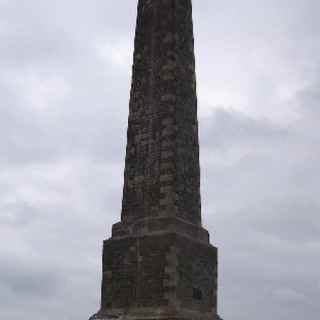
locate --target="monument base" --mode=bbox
[89,307,223,320]
[89,227,222,320]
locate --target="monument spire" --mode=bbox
[89,1,223,319]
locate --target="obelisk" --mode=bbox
[89,1,223,319]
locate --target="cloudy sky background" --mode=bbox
[1,0,319,319]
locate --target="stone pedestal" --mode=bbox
[89,218,222,320]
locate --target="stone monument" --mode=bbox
[89,1,223,319]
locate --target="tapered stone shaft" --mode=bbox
[121,0,201,226]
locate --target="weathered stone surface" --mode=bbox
[121,0,201,226]
[89,1,223,320]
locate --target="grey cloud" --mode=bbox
[200,108,288,149]
[0,201,39,227]
[0,255,61,297]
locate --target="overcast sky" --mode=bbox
[1,1,319,319]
